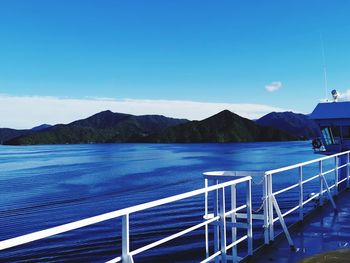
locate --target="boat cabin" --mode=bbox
[310,100,350,154]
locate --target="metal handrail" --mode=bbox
[3,150,350,262]
[265,150,350,245]
[0,175,252,263]
[265,150,350,175]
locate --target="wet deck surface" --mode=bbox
[252,190,350,263]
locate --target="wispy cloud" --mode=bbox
[0,95,288,129]
[265,81,282,92]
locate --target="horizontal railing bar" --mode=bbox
[252,214,265,220]
[272,216,278,223]
[236,213,264,220]
[339,177,347,184]
[304,179,342,205]
[301,177,345,206]
[281,205,300,218]
[265,150,350,175]
[302,193,320,205]
[200,250,221,263]
[115,175,251,216]
[328,184,336,190]
[226,235,248,251]
[271,206,301,223]
[273,183,299,196]
[106,256,122,263]
[302,174,320,184]
[224,204,247,217]
[302,184,334,206]
[3,149,349,261]
[274,169,344,198]
[320,184,334,195]
[0,212,126,251]
[130,216,220,257]
[338,164,347,169]
[323,169,335,176]
[0,176,251,250]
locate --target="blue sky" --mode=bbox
[1,1,350,128]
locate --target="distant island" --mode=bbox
[1,110,319,145]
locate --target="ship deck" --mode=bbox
[250,189,350,262]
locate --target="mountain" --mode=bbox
[140,110,298,143]
[0,124,54,144]
[4,110,306,145]
[31,124,52,131]
[0,128,30,144]
[5,111,189,145]
[256,112,320,139]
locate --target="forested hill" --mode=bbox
[256,111,319,139]
[5,110,188,145]
[138,110,298,143]
[4,110,312,145]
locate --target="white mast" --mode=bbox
[320,33,328,101]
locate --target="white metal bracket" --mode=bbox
[271,195,294,248]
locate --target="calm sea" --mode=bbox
[0,142,321,262]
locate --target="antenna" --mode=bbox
[320,33,328,101]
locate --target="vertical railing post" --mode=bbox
[268,173,274,242]
[231,184,237,260]
[334,156,339,196]
[263,174,269,244]
[214,179,219,263]
[298,166,303,221]
[219,187,227,263]
[319,160,324,206]
[347,152,350,189]
[204,178,209,259]
[246,179,253,256]
[122,214,133,263]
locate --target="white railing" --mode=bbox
[264,150,350,246]
[0,175,252,263]
[2,150,350,262]
[203,171,253,263]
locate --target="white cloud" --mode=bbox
[265,81,282,92]
[0,95,288,129]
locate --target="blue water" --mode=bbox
[0,142,320,262]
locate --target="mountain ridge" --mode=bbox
[256,111,319,139]
[3,109,317,145]
[137,109,298,143]
[5,111,189,145]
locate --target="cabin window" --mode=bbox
[331,126,341,144]
[342,126,350,139]
[321,127,334,145]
